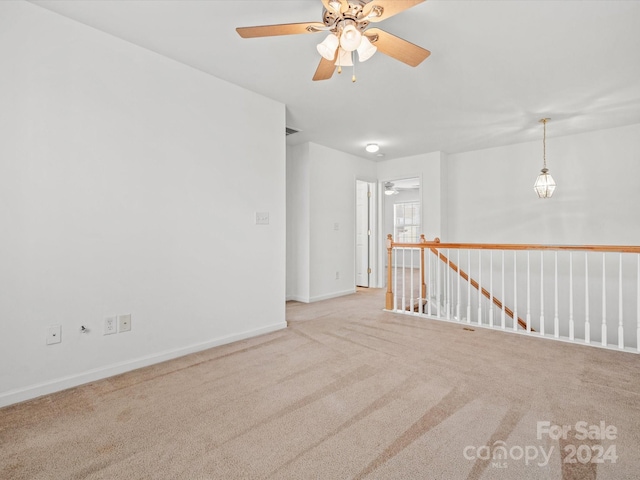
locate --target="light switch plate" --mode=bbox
[256,212,269,225]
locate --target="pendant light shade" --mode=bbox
[317,34,339,61]
[534,168,556,198]
[534,118,556,199]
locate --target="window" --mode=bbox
[394,202,420,242]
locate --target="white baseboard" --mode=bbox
[286,295,310,303]
[0,321,287,408]
[309,289,355,303]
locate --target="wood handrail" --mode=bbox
[390,239,640,254]
[430,247,530,331]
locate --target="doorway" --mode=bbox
[379,176,421,287]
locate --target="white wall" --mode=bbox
[287,142,376,302]
[0,1,286,406]
[286,143,310,302]
[443,124,640,347]
[445,123,640,244]
[377,152,447,242]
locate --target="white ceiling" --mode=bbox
[29,0,640,161]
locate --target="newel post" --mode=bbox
[386,234,394,310]
[420,234,427,300]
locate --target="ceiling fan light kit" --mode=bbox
[317,34,340,60]
[339,21,362,51]
[384,182,399,195]
[236,0,431,82]
[356,35,377,62]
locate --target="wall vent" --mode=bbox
[286,127,300,136]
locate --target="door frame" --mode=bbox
[376,174,423,288]
[355,178,378,288]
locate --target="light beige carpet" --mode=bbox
[1,288,639,479]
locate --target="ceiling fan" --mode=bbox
[236,0,431,82]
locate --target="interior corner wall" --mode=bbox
[445,123,640,244]
[286,143,310,302]
[308,143,376,301]
[286,142,376,303]
[0,1,286,407]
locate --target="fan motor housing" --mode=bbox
[323,1,371,31]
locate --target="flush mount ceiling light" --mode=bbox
[365,143,379,153]
[236,0,431,82]
[534,118,557,199]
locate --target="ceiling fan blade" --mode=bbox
[365,28,430,67]
[339,0,351,13]
[312,56,336,81]
[362,0,425,23]
[236,22,325,38]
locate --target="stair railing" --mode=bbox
[385,234,640,353]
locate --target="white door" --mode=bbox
[356,180,371,287]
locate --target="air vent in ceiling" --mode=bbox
[286,127,300,136]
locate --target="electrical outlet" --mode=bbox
[118,314,131,333]
[104,316,117,335]
[46,325,62,345]
[335,271,340,280]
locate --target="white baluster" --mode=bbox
[554,251,559,338]
[501,250,506,329]
[393,247,398,311]
[427,248,432,316]
[418,247,423,315]
[456,249,461,321]
[513,251,518,331]
[410,248,414,315]
[585,252,590,344]
[402,248,406,313]
[526,251,531,333]
[446,249,451,319]
[478,250,482,325]
[437,249,441,317]
[618,253,624,349]
[540,251,545,336]
[467,250,471,324]
[569,252,574,341]
[602,253,607,347]
[488,250,494,327]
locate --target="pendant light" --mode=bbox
[534,118,557,199]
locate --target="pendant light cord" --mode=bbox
[542,119,547,169]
